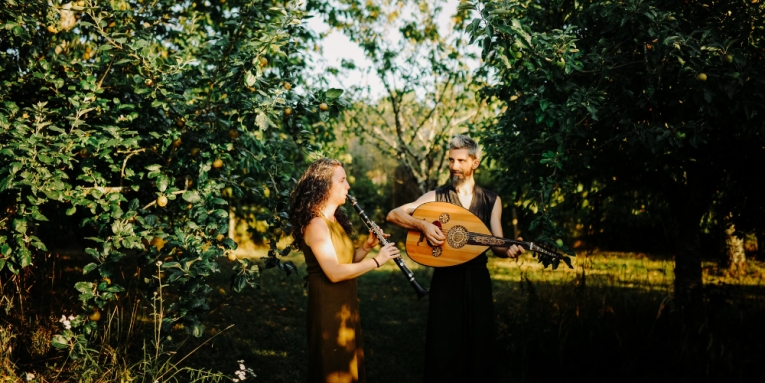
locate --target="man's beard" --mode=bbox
[451,170,472,187]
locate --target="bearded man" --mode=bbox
[386,134,525,382]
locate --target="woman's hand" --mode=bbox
[373,243,400,267]
[361,229,389,252]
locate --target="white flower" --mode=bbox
[156,261,163,266]
[25,372,35,381]
[239,363,246,370]
[59,315,71,330]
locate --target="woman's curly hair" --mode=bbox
[289,158,353,249]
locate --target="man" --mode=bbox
[386,134,525,382]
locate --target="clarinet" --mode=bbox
[347,195,429,299]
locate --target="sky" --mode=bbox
[303,0,479,99]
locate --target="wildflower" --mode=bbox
[232,360,256,380]
[59,315,72,330]
[25,372,35,381]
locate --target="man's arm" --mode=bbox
[489,196,525,258]
[386,191,445,246]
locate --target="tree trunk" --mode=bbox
[725,223,746,273]
[672,204,703,310]
[511,207,520,239]
[392,164,422,208]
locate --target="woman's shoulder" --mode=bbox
[304,217,331,248]
[304,216,330,237]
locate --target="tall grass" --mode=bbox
[0,254,243,382]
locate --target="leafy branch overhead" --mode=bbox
[315,0,490,194]
[465,0,765,292]
[0,0,343,349]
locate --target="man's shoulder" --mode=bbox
[475,184,499,199]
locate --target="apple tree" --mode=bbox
[464,0,765,304]
[0,0,341,358]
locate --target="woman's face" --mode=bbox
[327,165,351,206]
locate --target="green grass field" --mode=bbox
[175,251,765,382]
[4,249,764,382]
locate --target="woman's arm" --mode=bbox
[352,229,390,263]
[353,234,374,263]
[305,217,399,282]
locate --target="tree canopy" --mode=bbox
[0,0,342,351]
[467,0,765,302]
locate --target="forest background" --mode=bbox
[1,0,764,382]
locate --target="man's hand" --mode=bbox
[505,237,526,258]
[420,221,445,246]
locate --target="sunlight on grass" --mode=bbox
[176,248,765,382]
[252,349,289,358]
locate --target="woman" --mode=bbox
[290,158,400,383]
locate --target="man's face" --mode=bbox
[448,148,479,186]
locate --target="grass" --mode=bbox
[177,250,765,383]
[4,249,765,382]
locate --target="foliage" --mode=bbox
[311,0,491,194]
[0,0,342,366]
[465,0,765,295]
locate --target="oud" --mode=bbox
[405,202,568,267]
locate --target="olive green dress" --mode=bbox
[303,217,366,383]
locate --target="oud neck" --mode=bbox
[467,232,528,249]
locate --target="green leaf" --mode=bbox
[182,191,201,203]
[189,322,205,338]
[222,238,238,250]
[83,263,98,274]
[51,334,70,349]
[158,176,169,192]
[325,88,344,100]
[74,282,94,294]
[13,219,27,234]
[19,250,32,268]
[231,274,247,293]
[457,2,476,11]
[0,176,13,192]
[245,71,257,87]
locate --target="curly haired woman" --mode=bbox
[290,157,400,383]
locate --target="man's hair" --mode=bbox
[449,134,480,159]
